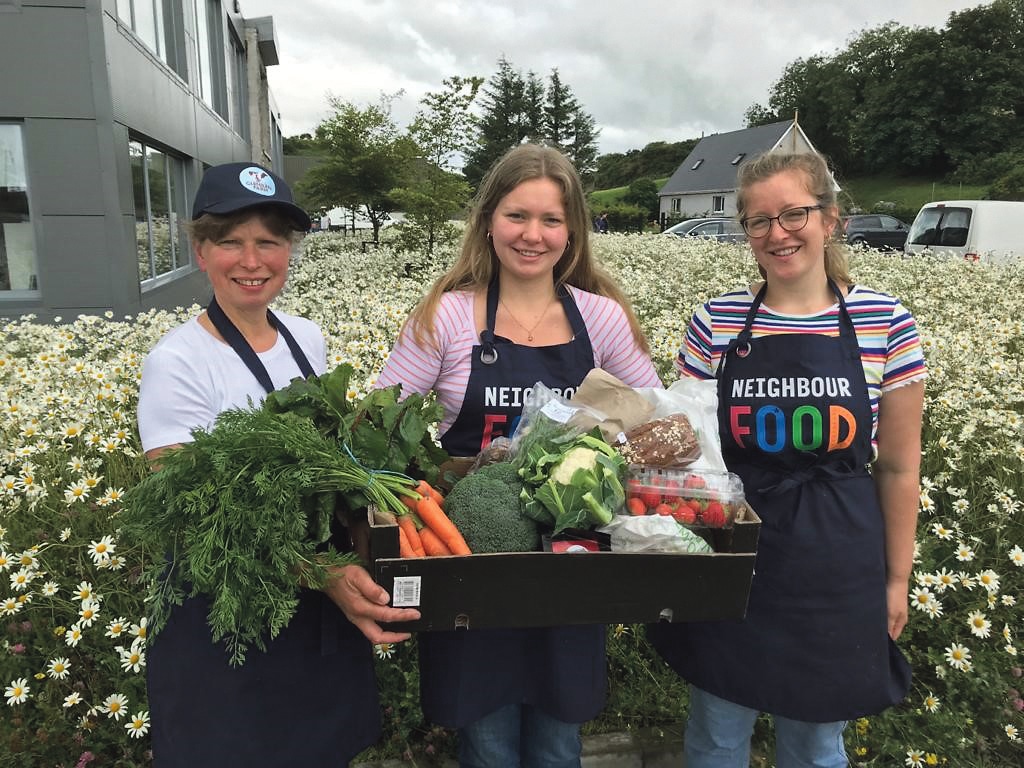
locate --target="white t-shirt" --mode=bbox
[137,312,327,453]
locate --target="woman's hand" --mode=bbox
[323,564,420,644]
[886,576,910,640]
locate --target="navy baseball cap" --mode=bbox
[191,162,311,231]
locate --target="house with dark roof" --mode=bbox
[658,119,825,221]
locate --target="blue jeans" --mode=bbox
[684,686,849,768]
[457,702,582,767]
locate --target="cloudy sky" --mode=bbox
[240,0,985,156]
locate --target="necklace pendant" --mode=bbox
[527,333,533,342]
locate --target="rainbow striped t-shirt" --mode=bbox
[676,284,927,442]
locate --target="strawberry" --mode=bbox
[673,502,697,525]
[639,488,662,509]
[683,474,707,490]
[702,500,727,528]
[626,497,647,516]
[655,502,674,516]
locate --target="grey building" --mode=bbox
[0,0,290,321]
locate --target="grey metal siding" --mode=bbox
[0,0,283,321]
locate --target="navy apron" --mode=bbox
[147,300,381,766]
[417,280,608,728]
[649,280,911,722]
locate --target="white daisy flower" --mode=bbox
[59,527,72,542]
[967,610,992,638]
[1007,724,1020,742]
[910,587,936,613]
[106,617,128,639]
[87,535,115,563]
[1009,545,1024,567]
[5,677,30,706]
[78,599,100,627]
[74,581,94,601]
[101,692,129,720]
[905,749,925,767]
[129,617,148,642]
[125,710,150,739]
[40,581,59,597]
[1,597,23,616]
[63,692,82,708]
[65,625,84,647]
[46,657,71,680]
[922,693,940,713]
[955,542,975,562]
[945,643,972,671]
[934,568,958,592]
[117,644,146,673]
[977,569,1000,594]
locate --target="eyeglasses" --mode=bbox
[740,205,824,238]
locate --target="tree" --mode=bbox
[391,76,483,255]
[464,58,599,187]
[543,68,579,151]
[622,177,659,220]
[568,110,600,180]
[462,57,529,187]
[300,94,415,243]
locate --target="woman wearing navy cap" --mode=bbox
[137,161,419,766]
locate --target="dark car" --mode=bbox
[662,217,746,243]
[842,214,909,250]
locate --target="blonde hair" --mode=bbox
[736,151,851,285]
[407,143,649,352]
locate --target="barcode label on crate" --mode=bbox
[392,576,422,607]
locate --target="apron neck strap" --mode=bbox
[206,297,315,394]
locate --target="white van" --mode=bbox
[904,200,1024,263]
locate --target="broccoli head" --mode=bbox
[443,461,541,553]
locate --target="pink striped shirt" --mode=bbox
[377,286,663,435]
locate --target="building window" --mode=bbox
[690,159,704,171]
[130,140,190,286]
[712,195,725,214]
[228,26,249,138]
[0,124,39,294]
[195,0,229,120]
[671,198,681,213]
[115,0,187,78]
[731,153,745,165]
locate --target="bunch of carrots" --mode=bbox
[396,480,472,558]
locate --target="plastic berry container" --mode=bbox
[625,467,746,528]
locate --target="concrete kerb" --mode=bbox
[352,726,686,768]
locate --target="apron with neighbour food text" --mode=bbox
[417,279,608,728]
[649,280,911,722]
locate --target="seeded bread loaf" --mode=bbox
[619,413,701,468]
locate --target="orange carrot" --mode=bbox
[397,525,417,559]
[416,496,471,555]
[397,514,425,557]
[418,526,453,556]
[416,479,445,507]
[400,494,419,513]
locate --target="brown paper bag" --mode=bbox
[570,368,656,444]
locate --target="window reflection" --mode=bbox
[0,124,39,293]
[131,139,189,284]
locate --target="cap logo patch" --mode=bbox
[239,167,276,197]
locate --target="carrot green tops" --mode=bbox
[677,284,927,443]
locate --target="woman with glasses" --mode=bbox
[650,151,926,767]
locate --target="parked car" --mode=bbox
[662,217,746,243]
[904,200,1024,263]
[842,214,909,250]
